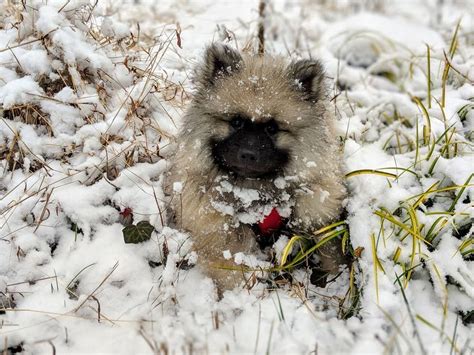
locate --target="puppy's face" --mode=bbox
[191,44,327,180]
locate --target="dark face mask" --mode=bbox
[211,115,289,178]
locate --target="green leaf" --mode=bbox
[122,221,154,244]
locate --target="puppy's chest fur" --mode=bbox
[206,175,295,228]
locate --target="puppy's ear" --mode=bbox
[199,43,243,87]
[288,59,326,102]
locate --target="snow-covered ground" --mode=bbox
[1,0,473,353]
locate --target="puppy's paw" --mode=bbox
[317,238,349,275]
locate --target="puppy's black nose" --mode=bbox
[238,148,258,163]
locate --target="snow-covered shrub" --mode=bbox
[0,2,191,351]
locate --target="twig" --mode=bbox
[0,30,57,53]
[73,262,118,312]
[258,0,266,56]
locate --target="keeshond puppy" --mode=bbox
[166,43,346,292]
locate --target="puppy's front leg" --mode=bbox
[293,181,347,274]
[183,208,258,293]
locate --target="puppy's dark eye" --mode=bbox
[265,120,279,135]
[230,116,245,130]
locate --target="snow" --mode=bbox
[0,76,44,108]
[1,0,473,354]
[172,181,183,194]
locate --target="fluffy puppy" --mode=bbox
[166,43,346,291]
